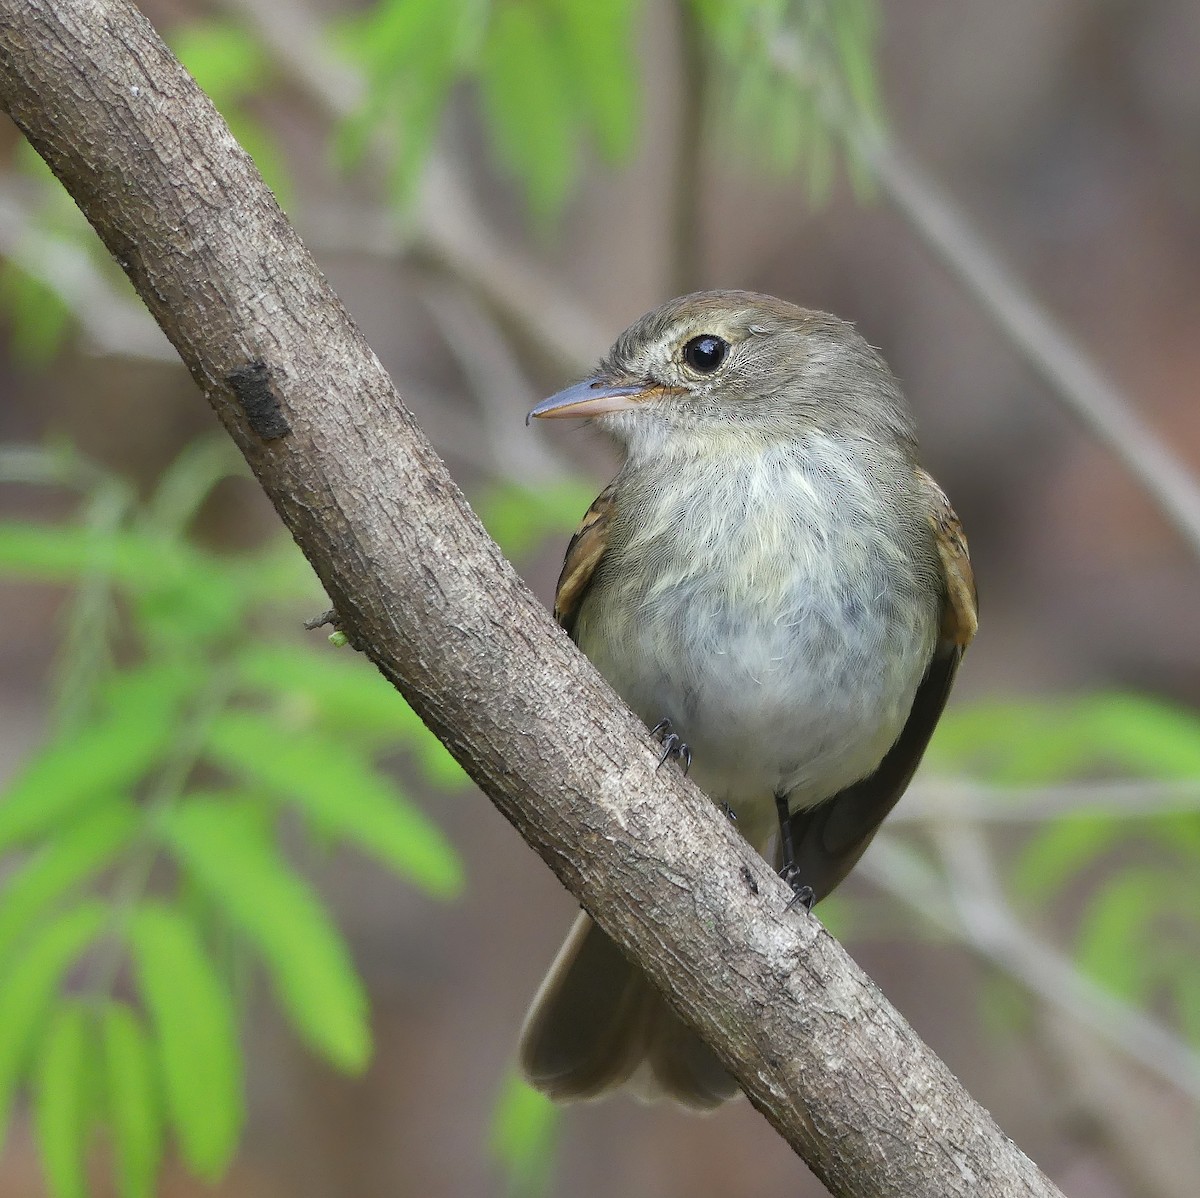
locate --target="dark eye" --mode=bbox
[682,334,728,373]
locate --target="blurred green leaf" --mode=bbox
[412,733,471,792]
[233,642,429,744]
[129,903,242,1179]
[224,538,319,609]
[170,21,271,107]
[101,1002,163,1198]
[930,694,1200,785]
[490,1072,560,1197]
[1009,815,1121,909]
[1074,868,1163,1004]
[336,0,480,204]
[695,0,884,201]
[476,479,599,561]
[34,1001,93,1198]
[139,434,246,539]
[0,264,72,367]
[0,662,190,853]
[169,21,291,208]
[1174,971,1200,1049]
[550,0,639,161]
[0,522,244,641]
[204,711,464,897]
[479,4,577,220]
[1073,694,1200,779]
[0,902,107,1151]
[831,0,881,123]
[0,521,176,585]
[165,801,371,1072]
[0,801,139,961]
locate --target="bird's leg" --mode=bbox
[775,791,815,912]
[650,718,692,774]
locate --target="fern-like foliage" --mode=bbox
[0,438,592,1197]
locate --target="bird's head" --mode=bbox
[528,290,916,463]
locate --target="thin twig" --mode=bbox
[860,829,1200,1103]
[214,0,604,374]
[0,182,175,361]
[896,777,1200,823]
[419,280,569,484]
[863,136,1200,561]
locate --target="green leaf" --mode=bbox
[0,262,73,367]
[1075,694,1200,779]
[1009,815,1120,909]
[0,801,139,961]
[0,902,107,1151]
[140,434,246,538]
[335,0,479,203]
[233,642,430,745]
[479,4,578,220]
[101,1002,163,1198]
[170,20,271,108]
[1074,869,1163,1003]
[164,801,371,1072]
[490,1072,560,1196]
[204,711,464,898]
[475,479,599,561]
[128,903,242,1179]
[0,520,190,588]
[1173,970,1200,1049]
[34,1001,93,1198]
[929,693,1200,785]
[413,733,471,792]
[550,0,640,162]
[831,0,882,124]
[344,0,457,78]
[0,662,190,853]
[233,642,471,789]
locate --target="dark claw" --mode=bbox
[651,719,691,774]
[780,867,815,913]
[719,801,738,824]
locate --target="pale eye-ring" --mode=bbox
[682,334,728,373]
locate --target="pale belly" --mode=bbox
[572,454,940,850]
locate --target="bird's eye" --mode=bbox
[682,334,728,373]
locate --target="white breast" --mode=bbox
[574,439,939,850]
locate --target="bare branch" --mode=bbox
[897,778,1200,823]
[0,180,175,361]
[859,831,1200,1102]
[0,3,1064,1195]
[863,138,1200,561]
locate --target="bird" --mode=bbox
[519,290,977,1110]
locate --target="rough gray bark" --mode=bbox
[0,3,1063,1195]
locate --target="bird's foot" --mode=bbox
[779,865,815,913]
[650,718,692,774]
[719,801,738,825]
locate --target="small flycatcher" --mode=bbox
[520,290,977,1109]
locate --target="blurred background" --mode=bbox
[1,0,1199,1195]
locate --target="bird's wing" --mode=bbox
[786,467,978,902]
[553,480,618,638]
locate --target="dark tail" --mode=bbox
[518,912,738,1111]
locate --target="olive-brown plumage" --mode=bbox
[521,291,977,1109]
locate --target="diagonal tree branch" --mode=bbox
[0,3,1063,1196]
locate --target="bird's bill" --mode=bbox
[527,377,666,422]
